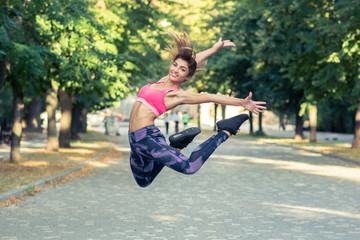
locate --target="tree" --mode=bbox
[25,98,43,132]
[304,0,360,148]
[32,0,175,149]
[1,2,47,162]
[35,0,131,147]
[210,1,271,134]
[205,0,360,143]
[46,79,59,151]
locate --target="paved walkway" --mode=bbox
[1,127,360,239]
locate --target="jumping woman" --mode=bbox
[128,30,267,187]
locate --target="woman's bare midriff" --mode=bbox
[128,101,157,132]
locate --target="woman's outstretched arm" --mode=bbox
[195,38,236,67]
[168,91,267,115]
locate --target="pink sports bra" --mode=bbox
[137,80,179,116]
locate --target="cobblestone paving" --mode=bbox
[1,132,360,240]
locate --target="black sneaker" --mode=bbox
[216,114,249,135]
[169,127,201,149]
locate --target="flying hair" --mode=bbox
[165,30,207,74]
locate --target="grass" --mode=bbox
[248,135,360,161]
[0,131,113,195]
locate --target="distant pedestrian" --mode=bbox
[182,111,190,127]
[103,109,112,135]
[164,113,170,135]
[172,111,180,133]
[117,113,123,122]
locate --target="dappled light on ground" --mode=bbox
[59,148,99,153]
[71,142,110,149]
[264,203,360,220]
[89,161,109,167]
[212,154,360,182]
[0,161,80,193]
[20,161,49,167]
[148,215,183,222]
[295,151,322,157]
[257,138,360,160]
[105,160,124,165]
[116,147,131,152]
[0,133,114,195]
[13,146,110,162]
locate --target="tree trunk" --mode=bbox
[26,98,42,132]
[221,105,226,120]
[295,108,303,140]
[0,60,10,92]
[80,107,88,133]
[46,80,59,151]
[59,89,75,148]
[258,112,263,133]
[309,105,317,143]
[197,104,201,129]
[249,111,254,134]
[213,103,218,132]
[71,105,83,140]
[10,83,24,163]
[352,102,360,149]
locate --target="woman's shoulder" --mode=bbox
[166,89,184,96]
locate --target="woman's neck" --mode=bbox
[161,75,182,89]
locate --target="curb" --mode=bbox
[267,142,360,166]
[0,142,113,203]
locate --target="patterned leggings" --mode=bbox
[128,126,229,187]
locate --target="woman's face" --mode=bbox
[169,58,190,83]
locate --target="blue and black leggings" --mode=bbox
[128,126,229,187]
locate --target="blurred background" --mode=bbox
[1,0,359,163]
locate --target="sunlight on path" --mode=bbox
[212,154,360,182]
[263,203,360,220]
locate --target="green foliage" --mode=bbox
[0,2,48,98]
[0,0,175,114]
[1,0,359,135]
[317,97,355,133]
[308,1,360,103]
[210,0,359,134]
[0,87,12,119]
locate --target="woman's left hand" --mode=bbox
[212,38,236,52]
[242,92,267,115]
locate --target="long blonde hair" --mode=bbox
[165,30,206,77]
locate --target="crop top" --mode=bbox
[136,80,179,116]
